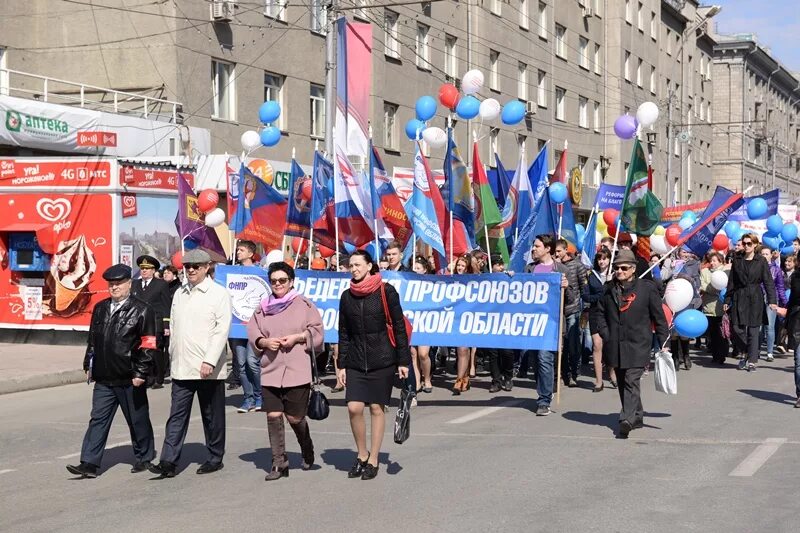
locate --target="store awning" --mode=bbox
[0,222,55,254]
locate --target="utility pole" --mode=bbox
[666,89,675,206]
[324,0,338,157]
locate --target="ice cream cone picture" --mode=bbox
[50,236,97,315]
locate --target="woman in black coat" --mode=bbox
[783,259,800,407]
[337,250,410,480]
[724,234,777,372]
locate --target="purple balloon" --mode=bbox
[614,115,638,140]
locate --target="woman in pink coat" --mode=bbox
[247,262,324,481]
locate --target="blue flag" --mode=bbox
[488,154,513,210]
[443,129,476,248]
[407,143,446,257]
[509,187,558,273]
[285,159,312,240]
[679,186,744,257]
[580,210,598,269]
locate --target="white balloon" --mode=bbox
[461,69,484,95]
[710,270,728,291]
[240,130,261,152]
[422,127,447,149]
[479,98,501,122]
[265,249,284,267]
[630,234,638,245]
[636,101,660,128]
[204,207,226,228]
[664,278,694,313]
[650,235,668,255]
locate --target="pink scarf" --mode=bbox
[260,289,299,315]
[349,272,383,297]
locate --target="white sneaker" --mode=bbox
[410,397,418,409]
[766,354,774,362]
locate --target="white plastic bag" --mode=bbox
[654,350,677,395]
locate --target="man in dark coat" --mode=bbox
[594,249,669,438]
[131,255,172,388]
[66,264,158,478]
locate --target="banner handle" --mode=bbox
[556,285,565,406]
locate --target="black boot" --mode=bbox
[681,339,692,370]
[266,416,288,479]
[289,418,315,470]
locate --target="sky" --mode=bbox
[715,0,800,72]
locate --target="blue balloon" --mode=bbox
[718,288,727,302]
[361,242,380,262]
[762,234,781,251]
[681,210,697,223]
[415,95,437,121]
[724,221,741,239]
[673,309,708,338]
[260,126,281,147]
[343,242,356,254]
[405,118,425,140]
[550,182,568,204]
[258,101,281,124]
[678,216,693,230]
[576,223,586,241]
[766,214,783,234]
[782,245,795,256]
[501,100,526,125]
[747,197,769,220]
[781,223,798,243]
[455,95,480,120]
[183,239,199,251]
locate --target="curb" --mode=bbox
[0,370,86,395]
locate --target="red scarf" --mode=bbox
[349,272,383,297]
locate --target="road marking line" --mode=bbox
[446,399,526,424]
[57,440,129,460]
[0,469,16,475]
[729,438,787,477]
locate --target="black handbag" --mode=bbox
[393,380,415,444]
[307,329,330,421]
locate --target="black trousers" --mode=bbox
[733,324,760,364]
[614,367,644,426]
[160,379,226,466]
[151,350,169,385]
[487,348,515,383]
[80,382,155,467]
[707,316,729,362]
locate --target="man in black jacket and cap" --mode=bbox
[66,264,158,478]
[594,249,669,438]
[131,255,172,388]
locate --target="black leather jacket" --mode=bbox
[83,296,157,385]
[338,283,411,372]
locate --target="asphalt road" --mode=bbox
[1,354,798,533]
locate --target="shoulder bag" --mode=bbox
[379,283,413,347]
[306,328,330,421]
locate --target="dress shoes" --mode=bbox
[618,420,632,439]
[488,381,502,393]
[501,377,513,392]
[66,462,98,478]
[131,460,153,473]
[265,466,289,481]
[361,463,378,480]
[148,461,177,478]
[196,461,224,475]
[348,454,369,478]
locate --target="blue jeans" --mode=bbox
[763,307,777,355]
[534,350,555,407]
[563,311,582,380]
[795,344,800,397]
[230,339,261,405]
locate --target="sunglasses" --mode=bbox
[613,265,633,271]
[270,277,290,286]
[184,263,205,270]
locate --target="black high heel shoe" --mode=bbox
[592,383,604,393]
[348,453,369,478]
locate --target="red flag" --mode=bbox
[552,146,568,185]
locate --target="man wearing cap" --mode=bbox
[594,249,669,438]
[616,233,653,281]
[150,249,232,477]
[132,255,173,389]
[66,264,158,478]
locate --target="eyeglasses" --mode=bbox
[742,241,754,246]
[270,277,290,286]
[184,263,205,270]
[613,265,633,271]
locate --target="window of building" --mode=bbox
[594,43,601,75]
[310,84,325,138]
[637,2,643,31]
[353,0,369,22]
[578,155,588,177]
[707,102,712,123]
[624,51,631,81]
[579,37,589,70]
[666,29,672,55]
[636,58,643,87]
[0,48,7,96]
[555,25,566,59]
[491,0,502,16]
[384,11,399,59]
[421,1,431,16]
[310,0,327,34]
[384,102,398,150]
[579,96,588,128]
[538,2,547,39]
[212,60,235,121]
[706,59,711,80]
[519,0,529,30]
[594,0,602,17]
[264,72,284,128]
[650,65,656,94]
[699,98,705,121]
[490,128,499,157]
[592,159,601,186]
[554,149,563,169]
[650,12,657,40]
[555,86,565,121]
[445,34,458,77]
[490,49,500,91]
[625,0,632,24]
[593,101,600,132]
[265,0,287,21]
[416,24,430,69]
[518,62,528,101]
[537,70,547,107]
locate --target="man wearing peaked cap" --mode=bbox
[132,255,172,389]
[66,264,158,478]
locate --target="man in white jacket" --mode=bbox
[150,249,232,478]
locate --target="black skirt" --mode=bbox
[345,365,396,406]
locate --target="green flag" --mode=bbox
[472,143,509,263]
[620,138,663,236]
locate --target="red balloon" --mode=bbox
[311,258,327,270]
[300,180,313,203]
[171,251,183,269]
[607,223,618,238]
[291,237,308,254]
[438,83,460,111]
[665,224,682,247]
[318,245,335,258]
[712,233,729,251]
[603,208,619,227]
[197,189,219,213]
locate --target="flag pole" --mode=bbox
[370,126,380,259]
[448,120,455,267]
[484,226,492,271]
[557,203,564,240]
[556,285,565,406]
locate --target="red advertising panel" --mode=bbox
[120,164,194,191]
[77,131,118,147]
[121,193,137,217]
[0,159,112,187]
[0,193,114,329]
